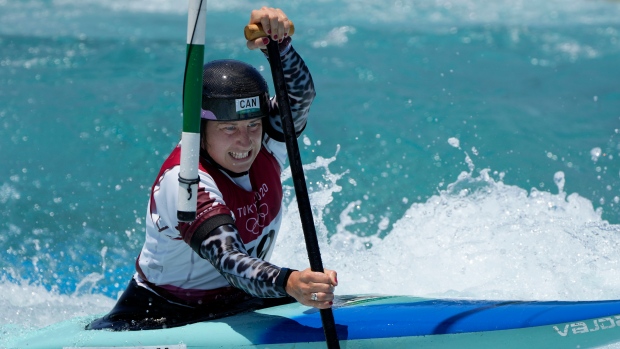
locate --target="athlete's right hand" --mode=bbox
[285,268,338,309]
[246,7,292,51]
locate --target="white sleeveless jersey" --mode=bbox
[135,139,288,304]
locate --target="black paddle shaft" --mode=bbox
[265,40,341,349]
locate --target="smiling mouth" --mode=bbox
[229,151,251,160]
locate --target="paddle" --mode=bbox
[177,0,207,222]
[245,24,341,349]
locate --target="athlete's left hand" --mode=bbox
[285,268,338,309]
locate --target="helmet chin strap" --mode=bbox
[199,148,249,178]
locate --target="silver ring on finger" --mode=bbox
[311,292,318,301]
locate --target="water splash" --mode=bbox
[0,276,114,331]
[274,148,620,302]
[72,246,107,296]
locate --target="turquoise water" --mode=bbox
[1,0,620,336]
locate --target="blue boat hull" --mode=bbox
[6,295,620,348]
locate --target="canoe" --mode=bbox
[6,294,620,348]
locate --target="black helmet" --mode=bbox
[201,59,270,121]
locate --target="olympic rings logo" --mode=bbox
[246,203,269,235]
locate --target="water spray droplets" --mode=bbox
[553,171,565,193]
[464,153,475,173]
[590,147,602,162]
[448,137,476,173]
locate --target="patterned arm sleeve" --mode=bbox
[191,222,290,298]
[264,38,316,141]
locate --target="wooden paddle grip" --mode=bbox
[244,22,295,41]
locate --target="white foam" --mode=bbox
[312,26,357,48]
[0,278,114,330]
[273,149,620,302]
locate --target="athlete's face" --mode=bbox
[203,118,263,173]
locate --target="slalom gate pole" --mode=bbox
[177,0,206,222]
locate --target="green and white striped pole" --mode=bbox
[177,0,206,222]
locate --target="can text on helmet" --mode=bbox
[236,96,260,114]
